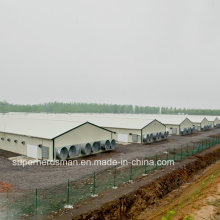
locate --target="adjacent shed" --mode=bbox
[97,114,194,136]
[186,116,210,131]
[99,118,167,144]
[155,117,194,135]
[205,116,220,128]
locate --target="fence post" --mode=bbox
[197,142,200,152]
[92,172,96,196]
[181,146,183,160]
[129,163,133,182]
[155,154,158,169]
[35,188,38,215]
[173,148,176,161]
[67,179,70,204]
[113,166,117,188]
[6,190,9,220]
[166,150,169,161]
[144,158,147,175]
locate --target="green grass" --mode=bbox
[161,210,175,220]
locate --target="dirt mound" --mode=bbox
[138,160,220,220]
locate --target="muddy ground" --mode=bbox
[0,129,219,191]
[46,143,220,220]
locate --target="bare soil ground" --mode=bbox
[0,129,219,191]
[137,160,220,220]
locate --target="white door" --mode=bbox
[27,144,38,159]
[117,134,129,142]
[172,128,177,134]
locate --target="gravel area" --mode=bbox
[0,129,219,190]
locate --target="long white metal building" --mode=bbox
[0,112,218,160]
[84,114,194,136]
[51,114,167,144]
[0,115,114,160]
[4,113,167,144]
[96,113,215,134]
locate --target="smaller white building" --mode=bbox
[186,115,210,131]
[205,116,220,128]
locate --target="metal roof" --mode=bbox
[184,115,207,123]
[142,115,191,125]
[82,117,157,130]
[1,113,215,138]
[116,114,191,125]
[117,113,208,124]
[57,113,189,126]
[0,115,90,139]
[1,113,158,130]
[204,116,219,122]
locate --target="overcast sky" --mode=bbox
[0,0,219,109]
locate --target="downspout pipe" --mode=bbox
[52,139,55,161]
[141,129,143,144]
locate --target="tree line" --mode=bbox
[0,101,219,116]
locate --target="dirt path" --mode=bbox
[138,160,220,220]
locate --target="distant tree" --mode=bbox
[0,101,219,115]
